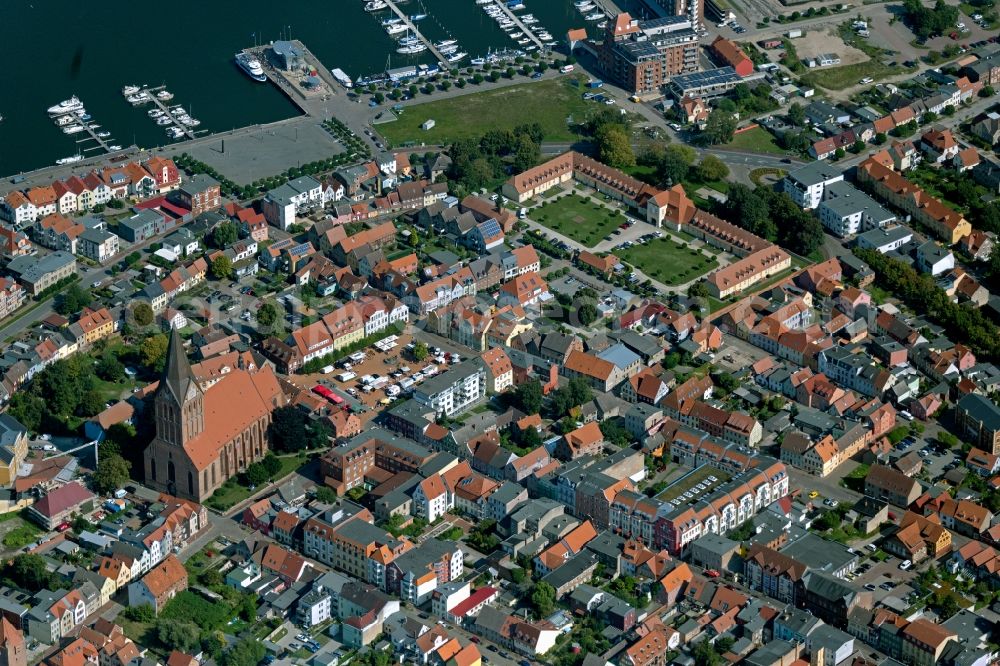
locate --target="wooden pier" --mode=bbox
[137,85,197,141]
[489,0,545,49]
[75,122,112,154]
[381,0,450,64]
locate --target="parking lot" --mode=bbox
[849,554,920,606]
[293,332,468,417]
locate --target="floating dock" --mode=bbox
[489,0,545,49]
[381,0,450,64]
[136,85,198,140]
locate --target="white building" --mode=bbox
[916,241,955,276]
[782,161,845,209]
[817,182,895,237]
[262,176,324,230]
[412,361,487,417]
[77,228,120,264]
[297,586,333,627]
[855,226,914,254]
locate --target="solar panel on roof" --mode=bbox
[479,219,502,239]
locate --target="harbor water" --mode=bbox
[0,0,651,177]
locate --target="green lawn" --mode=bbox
[531,194,624,247]
[800,59,915,91]
[379,76,594,146]
[2,522,41,550]
[721,127,787,155]
[618,238,719,286]
[205,453,307,511]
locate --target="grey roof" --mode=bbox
[540,551,597,591]
[182,173,220,195]
[79,227,117,244]
[415,360,484,396]
[160,327,197,409]
[0,414,26,462]
[609,329,663,359]
[785,160,844,188]
[820,181,894,221]
[119,209,162,232]
[6,251,76,284]
[689,532,738,557]
[856,225,914,248]
[596,343,641,371]
[958,393,1000,431]
[804,571,861,603]
[781,533,856,574]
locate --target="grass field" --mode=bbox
[205,452,307,511]
[618,238,719,286]
[379,76,594,147]
[800,59,912,90]
[531,194,624,247]
[721,127,787,155]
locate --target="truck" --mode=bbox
[786,29,802,38]
[560,64,575,73]
[321,365,335,374]
[587,79,604,89]
[337,371,357,383]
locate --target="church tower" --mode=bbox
[154,327,204,447]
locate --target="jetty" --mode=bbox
[489,0,545,49]
[381,0,450,63]
[138,85,197,140]
[75,122,112,154]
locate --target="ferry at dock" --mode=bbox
[235,52,268,82]
[332,68,354,89]
[55,155,83,165]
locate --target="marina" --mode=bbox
[484,0,546,49]
[0,0,614,176]
[47,95,119,162]
[127,85,200,141]
[376,0,451,64]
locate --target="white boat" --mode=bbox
[585,11,605,20]
[156,117,172,126]
[96,131,111,138]
[446,51,467,62]
[476,0,491,4]
[148,109,165,118]
[108,145,122,151]
[332,68,353,88]
[170,107,186,116]
[439,45,459,54]
[54,115,76,126]
[517,37,531,44]
[381,17,402,25]
[436,39,458,47]
[364,0,388,10]
[509,31,523,38]
[48,96,83,115]
[409,13,427,20]
[508,2,525,9]
[399,35,421,45]
[471,57,486,65]
[63,125,85,134]
[121,85,140,96]
[55,155,83,165]
[386,23,408,34]
[576,2,596,10]
[596,20,608,28]
[166,128,185,138]
[156,90,174,100]
[397,43,428,54]
[126,93,149,104]
[182,118,201,127]
[538,32,552,39]
[574,0,592,6]
[235,52,268,82]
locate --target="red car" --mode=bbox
[705,569,721,578]
[56,522,71,532]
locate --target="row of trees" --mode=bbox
[639,143,730,186]
[855,248,1000,360]
[717,183,825,256]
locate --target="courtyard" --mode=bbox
[618,237,720,286]
[530,194,626,247]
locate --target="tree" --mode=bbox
[245,462,269,487]
[412,342,429,361]
[688,281,710,299]
[132,302,154,327]
[157,619,201,652]
[211,255,233,280]
[2,554,53,592]
[77,389,106,418]
[514,379,543,415]
[596,124,635,169]
[787,102,806,126]
[268,406,309,453]
[262,453,282,477]
[211,221,238,248]
[578,302,600,326]
[693,639,723,666]
[256,302,279,328]
[659,144,696,184]
[530,581,556,617]
[220,639,266,666]
[314,486,338,503]
[696,154,730,182]
[55,284,92,316]
[96,352,126,382]
[93,454,131,494]
[140,334,169,372]
[120,604,155,622]
[703,110,737,145]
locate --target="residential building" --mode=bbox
[955,393,1000,454]
[126,555,188,614]
[864,464,921,507]
[412,361,487,417]
[782,162,846,209]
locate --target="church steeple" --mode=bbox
[162,326,198,407]
[155,327,204,447]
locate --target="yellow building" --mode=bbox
[73,307,115,346]
[0,415,28,487]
